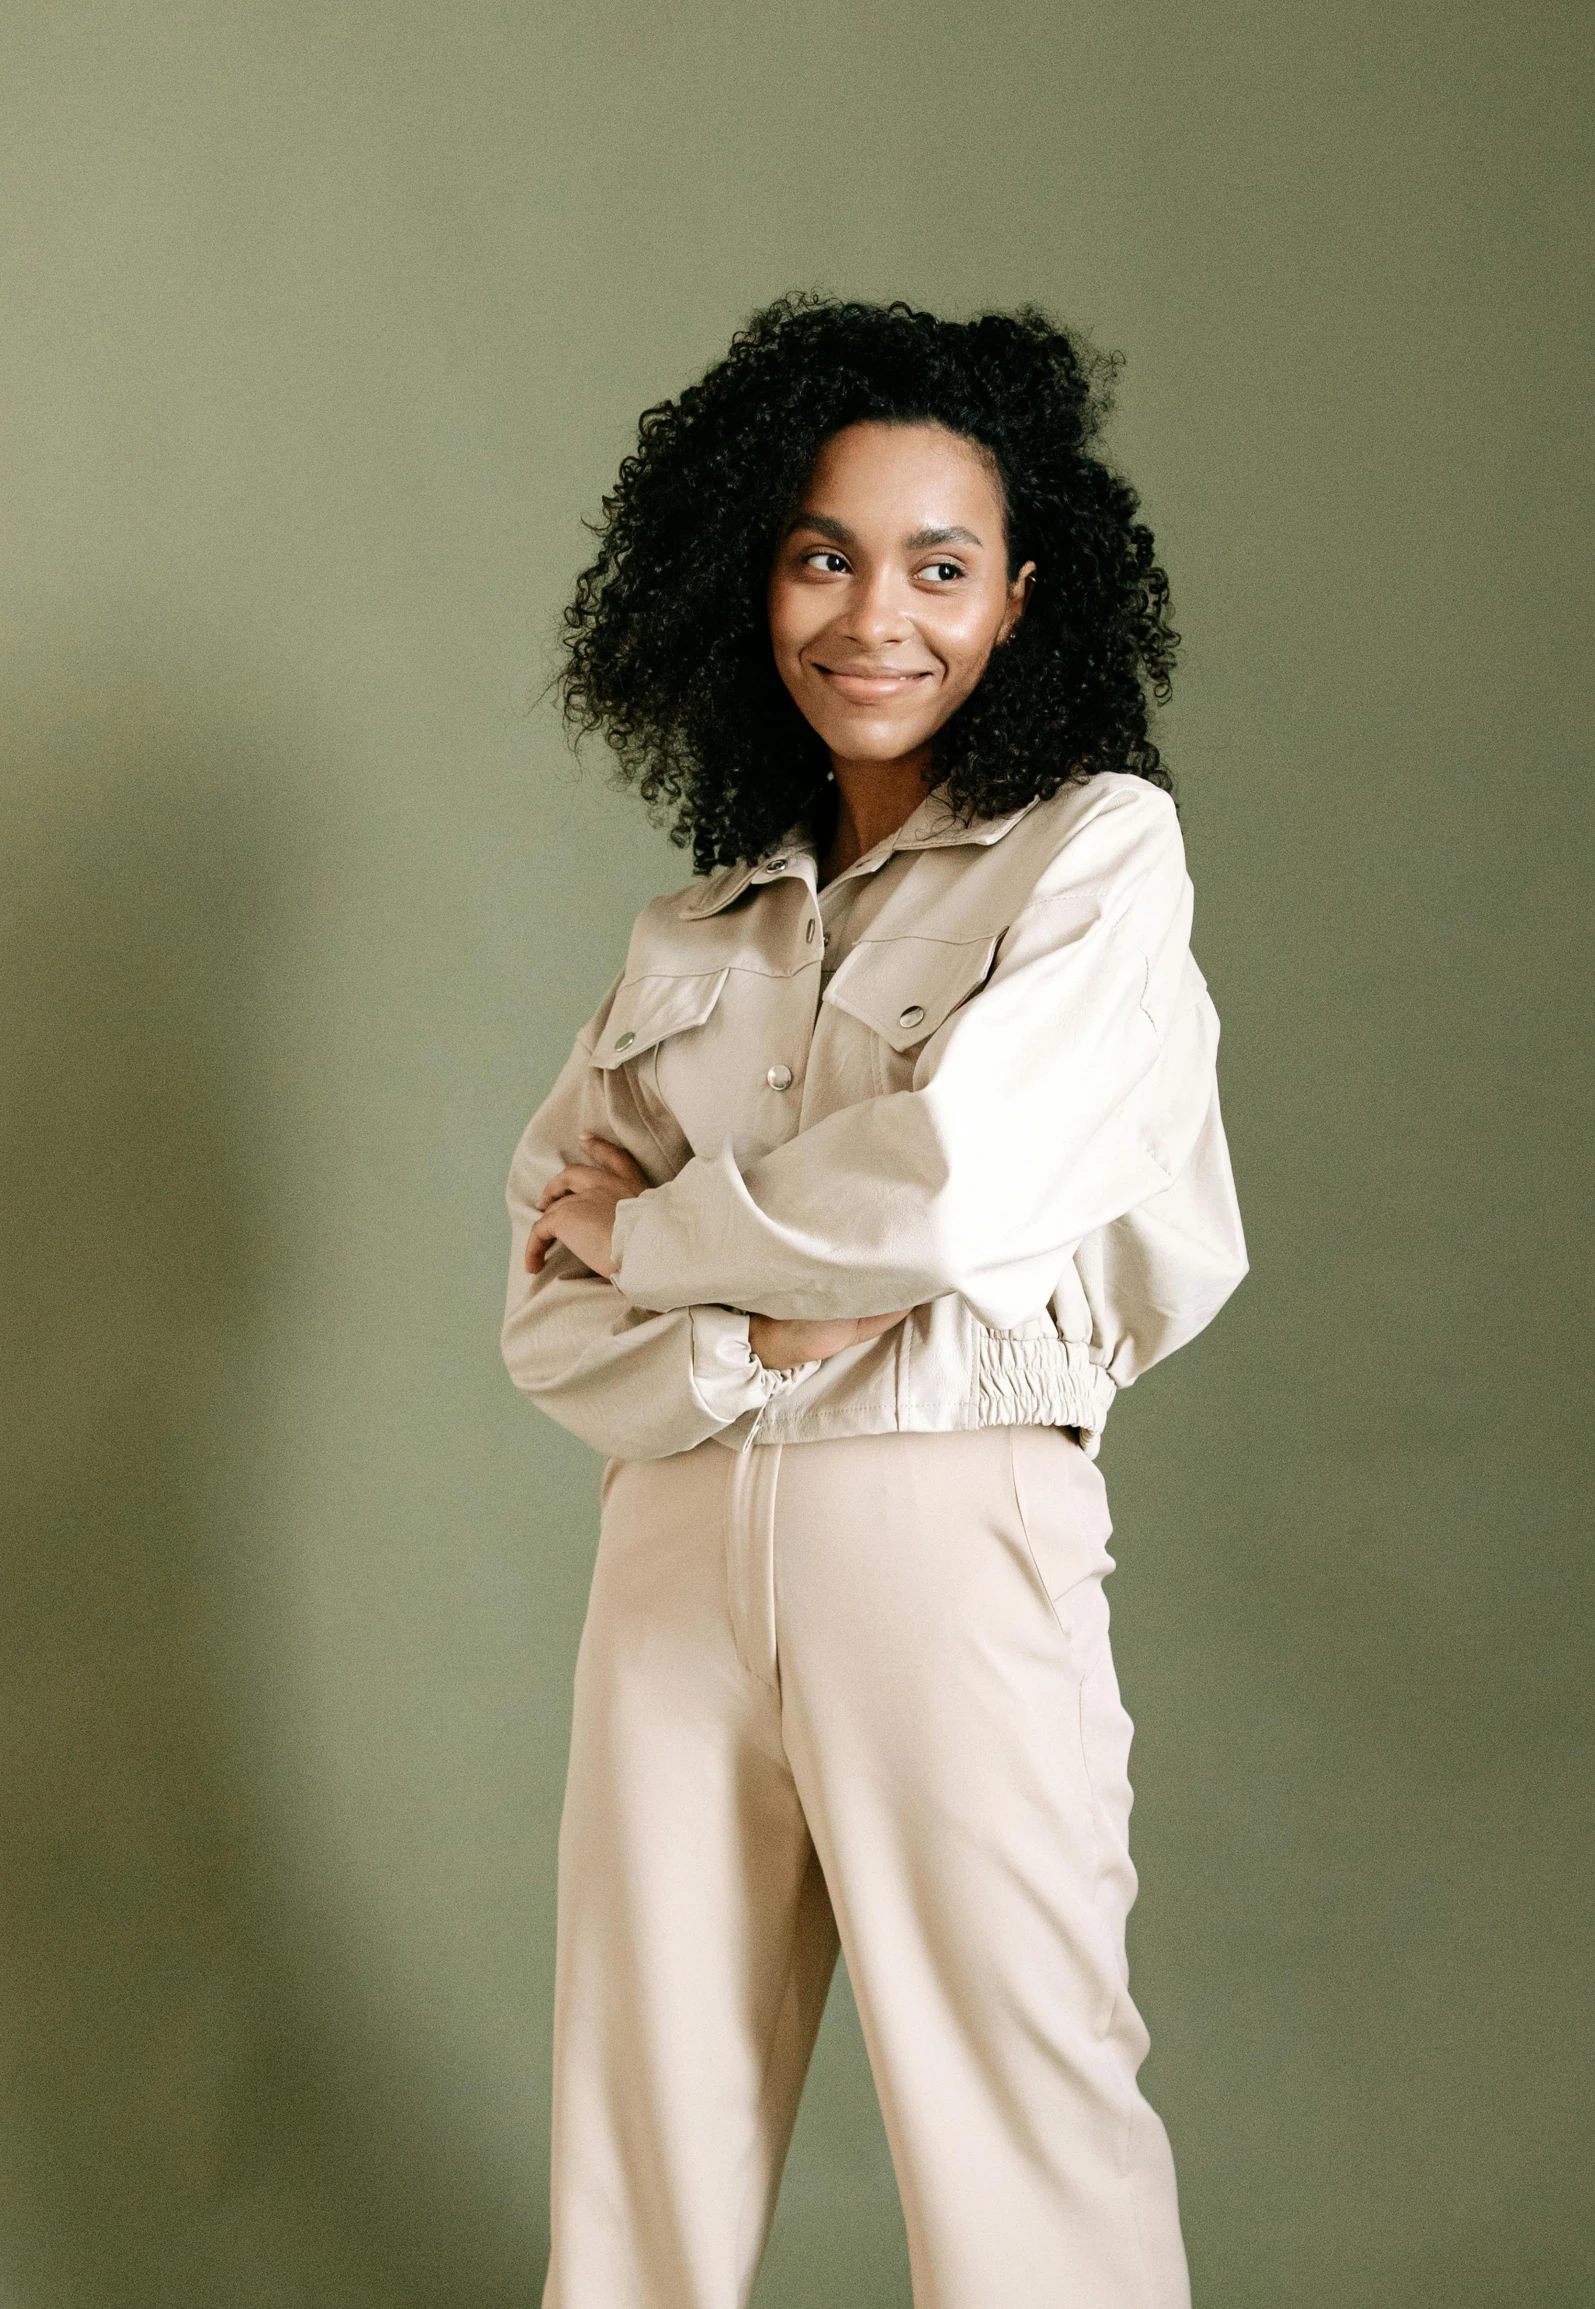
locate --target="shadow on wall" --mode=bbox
[0,651,540,2307]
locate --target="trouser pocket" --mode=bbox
[1008,1422,1115,1608]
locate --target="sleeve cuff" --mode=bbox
[688,1304,821,1428]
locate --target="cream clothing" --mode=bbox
[545,1425,1189,2309]
[502,772,1246,1462]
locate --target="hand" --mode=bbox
[748,1308,913,1369]
[526,1134,649,1277]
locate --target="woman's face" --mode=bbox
[768,420,1035,771]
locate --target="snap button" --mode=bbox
[897,1005,925,1029]
[766,1064,794,1091]
[766,856,788,873]
[615,1030,636,1050]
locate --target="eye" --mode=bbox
[917,560,966,584]
[800,549,851,575]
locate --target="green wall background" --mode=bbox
[2,4,1589,2302]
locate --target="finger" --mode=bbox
[536,1168,577,1211]
[537,1163,606,1211]
[578,1133,648,1189]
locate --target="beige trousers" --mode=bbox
[544,1425,1190,2309]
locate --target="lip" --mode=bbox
[812,664,935,702]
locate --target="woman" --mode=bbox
[503,294,1246,2309]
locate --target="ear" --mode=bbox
[998,560,1037,646]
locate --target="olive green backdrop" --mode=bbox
[2,3,1589,2303]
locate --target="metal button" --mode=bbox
[766,856,788,873]
[766,1064,794,1091]
[898,1004,925,1029]
[805,917,816,943]
[615,1029,636,1050]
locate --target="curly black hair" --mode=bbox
[559,293,1178,874]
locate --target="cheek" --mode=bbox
[767,580,818,668]
[930,596,1008,685]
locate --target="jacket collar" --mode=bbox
[676,787,1039,920]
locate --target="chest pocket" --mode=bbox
[589,967,729,1071]
[824,933,997,1087]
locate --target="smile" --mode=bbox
[813,665,934,699]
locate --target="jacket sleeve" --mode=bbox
[610,785,1235,1332]
[502,988,819,1461]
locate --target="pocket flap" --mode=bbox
[824,934,997,1052]
[590,967,730,1069]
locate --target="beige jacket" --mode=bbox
[502,772,1246,1461]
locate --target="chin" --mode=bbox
[822,718,933,762]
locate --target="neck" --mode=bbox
[820,747,933,886]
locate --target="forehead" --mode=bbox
[797,421,1004,528]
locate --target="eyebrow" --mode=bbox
[785,512,856,545]
[785,514,985,550]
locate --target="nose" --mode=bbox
[840,563,914,648]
